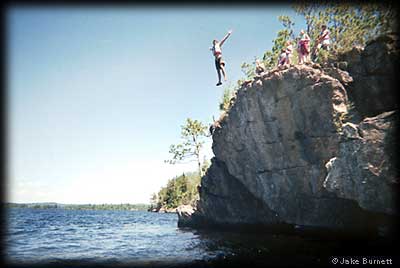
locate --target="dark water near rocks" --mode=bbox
[4,208,394,267]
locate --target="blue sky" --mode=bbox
[7,6,306,204]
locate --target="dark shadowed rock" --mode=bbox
[324,111,398,215]
[339,33,399,117]
[322,67,353,86]
[196,157,281,226]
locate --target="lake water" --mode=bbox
[4,208,394,267]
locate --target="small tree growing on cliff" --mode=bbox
[166,118,208,177]
[219,83,236,112]
[262,15,297,69]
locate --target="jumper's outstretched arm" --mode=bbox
[220,30,232,47]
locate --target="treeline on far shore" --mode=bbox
[5,202,150,211]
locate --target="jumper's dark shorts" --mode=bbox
[215,55,225,70]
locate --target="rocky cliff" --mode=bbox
[324,111,398,216]
[337,33,399,117]
[179,33,398,234]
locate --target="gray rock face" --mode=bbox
[324,111,398,215]
[196,157,281,226]
[339,33,399,117]
[209,65,351,228]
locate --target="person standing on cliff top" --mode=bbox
[311,25,330,62]
[316,24,330,51]
[298,29,311,64]
[284,40,294,64]
[210,30,232,86]
[277,48,288,66]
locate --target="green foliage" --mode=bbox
[293,2,398,59]
[151,171,201,210]
[241,60,256,80]
[162,119,209,210]
[201,157,211,175]
[333,100,356,133]
[219,84,235,112]
[343,100,355,122]
[278,15,296,40]
[242,3,397,73]
[263,16,297,69]
[315,48,329,64]
[237,16,296,79]
[224,2,397,94]
[166,118,208,176]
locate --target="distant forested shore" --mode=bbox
[5,202,150,211]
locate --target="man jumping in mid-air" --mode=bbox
[210,30,232,86]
